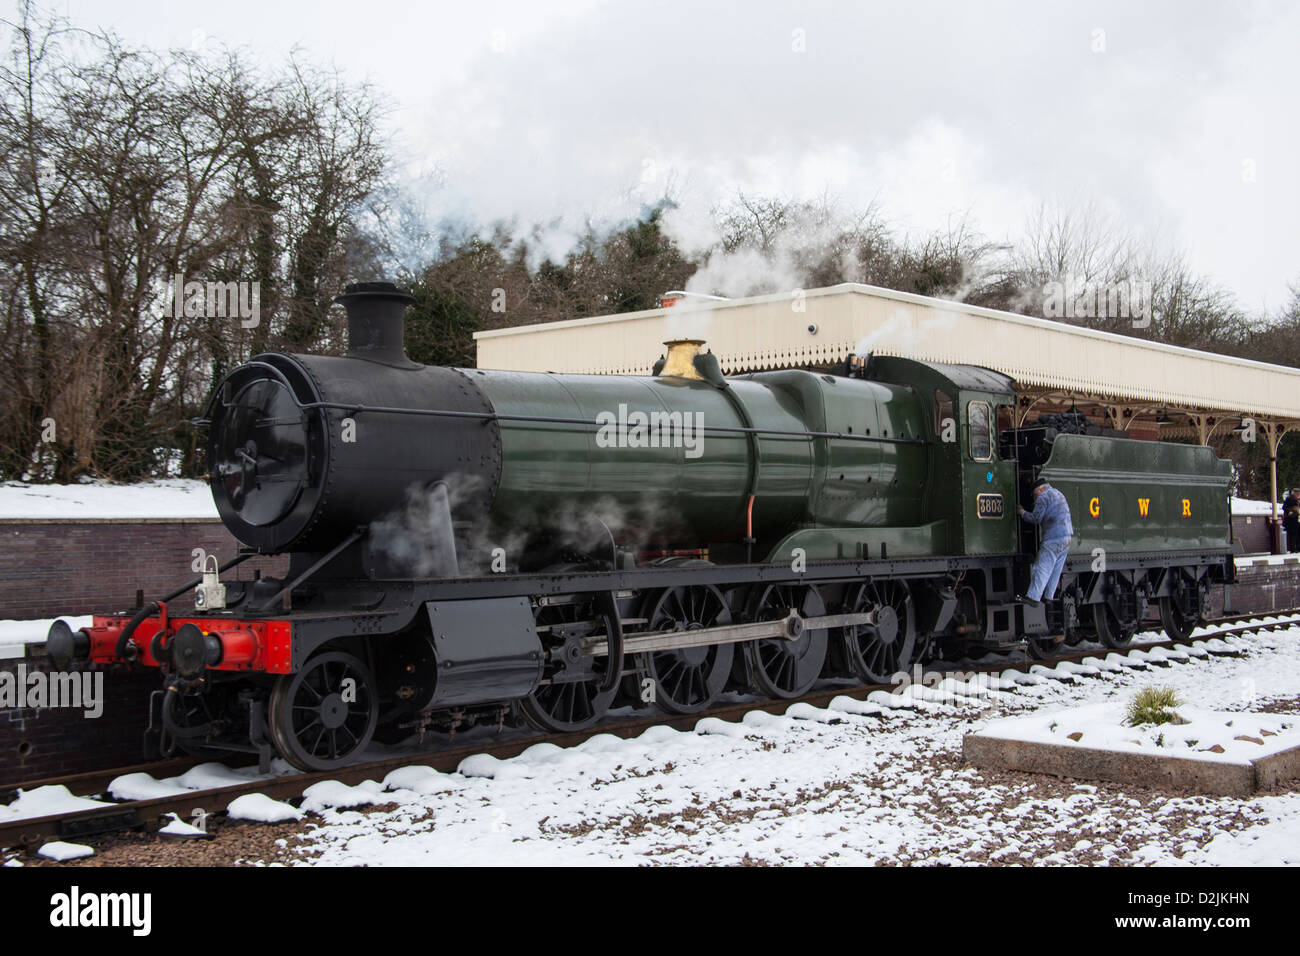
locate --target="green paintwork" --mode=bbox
[767,521,949,561]
[471,370,767,541]
[743,370,927,525]
[1037,434,1232,555]
[470,365,938,557]
[862,356,1019,557]
[466,358,1229,565]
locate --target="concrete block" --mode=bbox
[963,733,1300,797]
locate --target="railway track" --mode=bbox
[4,611,1298,853]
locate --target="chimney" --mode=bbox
[335,281,417,366]
[658,339,706,380]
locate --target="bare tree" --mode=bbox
[0,3,387,481]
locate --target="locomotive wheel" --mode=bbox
[742,584,829,699]
[1092,601,1136,649]
[268,651,378,772]
[638,584,734,714]
[836,580,916,683]
[1158,596,1198,642]
[520,599,620,733]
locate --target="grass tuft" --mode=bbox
[1125,685,1185,727]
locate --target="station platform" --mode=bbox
[1225,553,1300,614]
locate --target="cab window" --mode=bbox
[996,404,1015,459]
[968,401,992,461]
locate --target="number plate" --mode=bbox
[976,493,1005,519]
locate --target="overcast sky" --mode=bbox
[46,0,1300,311]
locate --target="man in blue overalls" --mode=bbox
[1016,478,1074,608]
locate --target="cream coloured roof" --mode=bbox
[473,283,1300,422]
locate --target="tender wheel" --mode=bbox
[835,580,916,683]
[520,597,620,732]
[637,584,734,714]
[269,650,378,771]
[742,583,829,699]
[1159,595,1197,642]
[1092,600,1136,649]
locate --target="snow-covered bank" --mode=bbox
[0,615,92,651]
[1233,497,1282,517]
[0,480,215,520]
[0,614,93,659]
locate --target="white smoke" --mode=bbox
[368,473,691,578]
[680,246,804,300]
[369,477,489,578]
[855,307,958,359]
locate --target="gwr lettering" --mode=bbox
[1138,497,1150,517]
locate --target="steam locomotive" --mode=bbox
[46,282,1236,771]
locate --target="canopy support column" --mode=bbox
[1261,421,1287,554]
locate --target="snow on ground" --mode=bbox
[37,841,94,862]
[159,813,210,838]
[239,623,1300,867]
[0,480,216,520]
[1183,804,1300,865]
[107,761,293,802]
[1237,554,1300,566]
[0,786,114,823]
[0,763,294,826]
[227,793,303,823]
[975,701,1298,762]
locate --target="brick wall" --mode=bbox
[1227,557,1300,614]
[0,518,287,783]
[0,656,159,785]
[0,519,288,619]
[1233,514,1274,555]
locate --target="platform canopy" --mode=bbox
[475,282,1300,444]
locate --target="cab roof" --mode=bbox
[864,354,1016,396]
